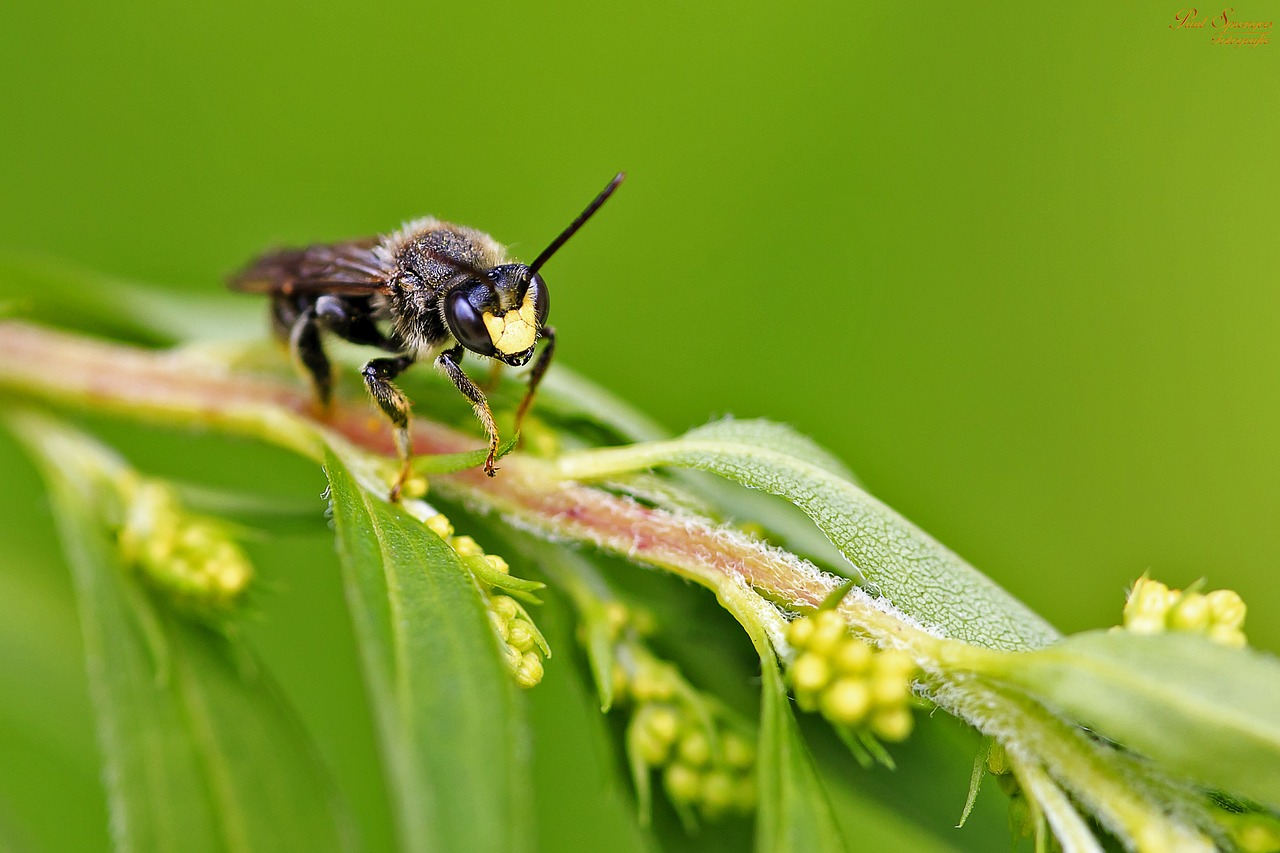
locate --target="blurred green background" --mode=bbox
[2,1,1277,850]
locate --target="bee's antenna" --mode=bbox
[529,172,625,274]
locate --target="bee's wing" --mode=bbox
[228,238,391,296]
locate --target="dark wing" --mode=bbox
[228,237,391,296]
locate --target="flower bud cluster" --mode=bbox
[117,479,253,614]
[1123,576,1247,648]
[785,609,918,742]
[626,677,757,822]
[425,513,548,689]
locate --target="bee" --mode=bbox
[230,173,624,497]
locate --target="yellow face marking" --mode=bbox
[483,294,540,355]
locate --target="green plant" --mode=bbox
[1,262,1278,852]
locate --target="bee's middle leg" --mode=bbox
[437,346,501,476]
[361,354,417,500]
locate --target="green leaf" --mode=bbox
[324,450,533,853]
[688,419,859,484]
[976,630,1280,810]
[0,252,259,344]
[756,654,848,853]
[18,421,355,853]
[558,418,1059,651]
[411,434,519,476]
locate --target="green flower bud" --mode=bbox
[722,732,756,769]
[604,602,629,636]
[632,663,678,703]
[699,769,735,817]
[986,742,1010,775]
[663,763,702,804]
[734,774,758,812]
[676,730,712,767]
[641,705,681,750]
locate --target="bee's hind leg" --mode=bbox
[287,306,334,410]
[361,354,417,501]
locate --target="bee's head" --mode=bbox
[441,172,626,367]
[443,264,548,366]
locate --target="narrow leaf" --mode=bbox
[411,434,519,476]
[325,450,533,853]
[756,656,848,853]
[689,418,859,483]
[559,419,1059,651]
[17,420,354,853]
[977,631,1280,810]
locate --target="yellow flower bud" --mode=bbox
[786,616,816,649]
[1125,577,1170,622]
[871,672,912,707]
[484,554,510,575]
[833,638,873,674]
[869,706,913,742]
[515,651,544,689]
[808,610,848,654]
[1208,625,1248,649]
[425,514,454,539]
[450,535,483,556]
[791,653,832,695]
[873,649,917,680]
[399,476,428,500]
[491,595,520,621]
[820,678,871,726]
[1206,589,1247,629]
[870,701,911,737]
[507,620,536,652]
[1169,592,1210,632]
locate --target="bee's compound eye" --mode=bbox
[444,289,497,356]
[527,273,549,326]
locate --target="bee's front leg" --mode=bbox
[436,346,501,477]
[361,354,417,500]
[515,326,556,432]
